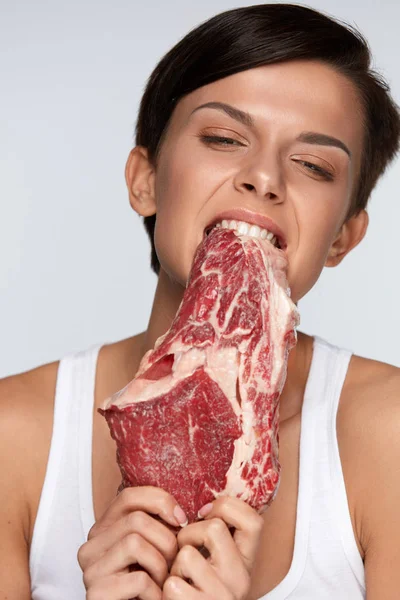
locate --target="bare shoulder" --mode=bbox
[339,353,399,428]
[0,359,59,546]
[337,352,400,559]
[348,352,399,387]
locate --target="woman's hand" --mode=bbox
[163,496,264,600]
[77,486,188,600]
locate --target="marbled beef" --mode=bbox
[99,227,300,524]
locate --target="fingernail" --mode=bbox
[173,505,188,527]
[198,502,213,519]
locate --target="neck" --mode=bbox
[141,268,185,354]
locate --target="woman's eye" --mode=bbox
[295,160,334,182]
[198,135,334,182]
[198,134,243,147]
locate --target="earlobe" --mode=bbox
[325,209,369,268]
[125,146,157,217]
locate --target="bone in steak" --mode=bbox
[99,226,300,524]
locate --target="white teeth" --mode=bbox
[237,222,249,235]
[209,219,282,248]
[248,225,261,238]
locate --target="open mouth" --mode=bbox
[204,219,285,250]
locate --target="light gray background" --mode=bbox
[1,0,399,378]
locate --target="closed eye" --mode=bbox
[197,134,335,182]
[292,160,334,181]
[199,134,240,147]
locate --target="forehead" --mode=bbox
[172,60,364,167]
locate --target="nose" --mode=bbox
[233,153,284,204]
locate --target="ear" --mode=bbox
[125,146,157,217]
[325,209,369,267]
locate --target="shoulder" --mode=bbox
[338,352,399,427]
[0,359,60,546]
[337,353,400,560]
[338,353,399,435]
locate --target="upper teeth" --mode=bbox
[214,219,280,247]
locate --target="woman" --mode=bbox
[1,4,399,600]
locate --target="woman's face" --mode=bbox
[147,60,365,302]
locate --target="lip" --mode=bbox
[205,208,287,250]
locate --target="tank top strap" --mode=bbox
[313,336,365,587]
[264,334,336,598]
[29,342,102,582]
[74,344,102,537]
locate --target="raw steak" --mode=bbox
[99,226,300,524]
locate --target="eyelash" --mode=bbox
[197,134,335,182]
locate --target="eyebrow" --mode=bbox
[190,101,352,159]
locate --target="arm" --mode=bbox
[357,370,400,599]
[0,374,44,600]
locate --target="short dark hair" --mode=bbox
[134,3,400,275]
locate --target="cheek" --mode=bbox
[289,250,328,303]
[288,198,343,302]
[288,251,329,305]
[152,151,212,284]
[155,141,210,223]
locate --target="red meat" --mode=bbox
[99,227,300,524]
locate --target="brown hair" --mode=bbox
[134,3,400,275]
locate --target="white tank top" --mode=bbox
[29,335,366,599]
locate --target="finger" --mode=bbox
[163,575,199,600]
[176,518,249,597]
[87,487,187,539]
[177,518,243,574]
[169,546,232,600]
[83,532,168,589]
[197,497,264,572]
[87,570,162,600]
[79,510,178,570]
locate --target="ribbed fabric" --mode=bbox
[261,336,365,599]
[29,343,101,600]
[29,336,365,600]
